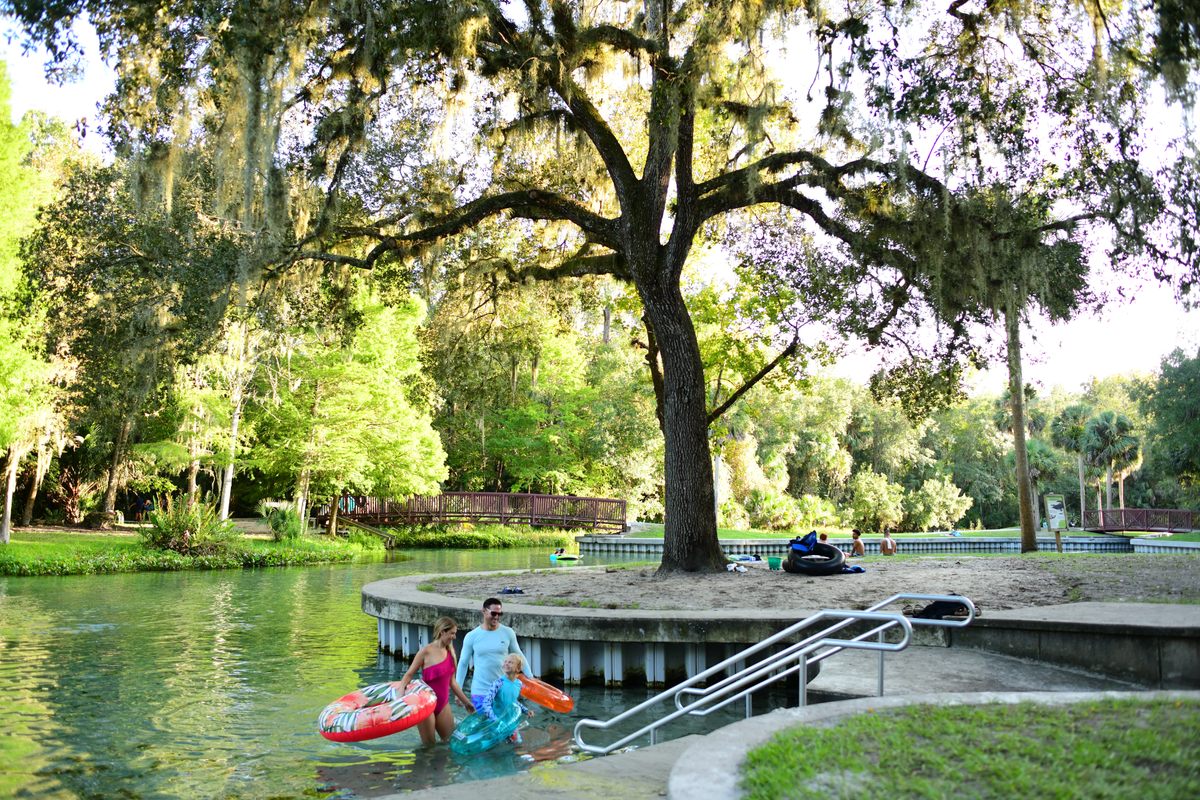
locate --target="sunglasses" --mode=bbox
[487,610,503,617]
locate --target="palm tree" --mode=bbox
[1024,439,1060,530]
[1050,404,1093,528]
[1084,411,1139,513]
[1114,448,1143,509]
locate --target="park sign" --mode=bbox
[1045,494,1069,530]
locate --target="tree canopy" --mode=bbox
[5,0,1197,568]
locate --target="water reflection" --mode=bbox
[0,548,749,799]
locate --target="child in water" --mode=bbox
[478,653,533,722]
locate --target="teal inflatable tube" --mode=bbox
[449,706,524,756]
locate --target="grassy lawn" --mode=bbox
[0,529,145,559]
[0,527,382,576]
[741,698,1200,800]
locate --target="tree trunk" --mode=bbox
[639,276,725,572]
[103,418,132,513]
[295,469,310,521]
[186,429,200,506]
[1031,484,1042,531]
[603,305,611,344]
[1075,454,1086,529]
[1104,463,1113,509]
[218,390,243,521]
[21,444,49,527]
[1005,301,1037,553]
[1,447,18,544]
[1118,474,1126,509]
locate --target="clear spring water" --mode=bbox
[0,548,764,799]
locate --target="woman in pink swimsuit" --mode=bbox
[397,616,475,745]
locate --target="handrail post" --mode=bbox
[877,629,886,696]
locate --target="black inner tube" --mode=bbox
[782,542,846,576]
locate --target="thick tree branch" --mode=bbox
[479,7,641,201]
[666,83,699,277]
[632,314,666,430]
[707,336,800,425]
[576,24,660,59]
[368,189,618,248]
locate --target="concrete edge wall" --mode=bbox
[949,617,1200,689]
[578,535,1135,556]
[363,573,831,687]
[1131,538,1200,554]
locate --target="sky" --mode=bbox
[3,18,1197,397]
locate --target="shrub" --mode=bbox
[345,528,388,551]
[258,503,305,542]
[845,469,904,532]
[903,476,974,531]
[141,497,242,555]
[718,498,750,530]
[794,494,841,528]
[385,524,573,549]
[744,489,801,531]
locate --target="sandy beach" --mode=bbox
[424,553,1200,612]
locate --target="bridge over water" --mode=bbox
[1082,508,1197,533]
[313,491,628,533]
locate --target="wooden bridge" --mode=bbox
[313,491,628,533]
[1082,508,1197,533]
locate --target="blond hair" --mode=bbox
[503,652,526,672]
[433,616,459,666]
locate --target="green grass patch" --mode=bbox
[741,698,1200,800]
[0,528,388,576]
[1159,532,1200,542]
[383,524,575,549]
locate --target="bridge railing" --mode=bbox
[312,491,628,532]
[1082,507,1196,532]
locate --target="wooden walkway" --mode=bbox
[313,491,627,532]
[1082,508,1197,533]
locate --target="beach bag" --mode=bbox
[789,531,818,556]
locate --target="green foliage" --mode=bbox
[258,502,304,542]
[902,476,974,532]
[342,528,387,551]
[425,276,662,514]
[383,525,573,549]
[246,290,447,512]
[1084,410,1140,506]
[793,494,841,529]
[743,489,801,531]
[140,496,242,555]
[1142,349,1200,495]
[846,468,905,533]
[0,529,369,576]
[923,398,1014,529]
[717,498,749,530]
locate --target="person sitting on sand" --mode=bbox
[880,531,898,556]
[850,530,865,557]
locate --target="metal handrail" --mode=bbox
[572,592,975,755]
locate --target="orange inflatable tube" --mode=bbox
[517,674,575,713]
[318,679,436,742]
